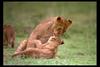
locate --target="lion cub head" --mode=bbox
[48,35,64,45]
[52,16,72,36]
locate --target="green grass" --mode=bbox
[3,2,96,65]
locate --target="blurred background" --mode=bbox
[3,2,96,65]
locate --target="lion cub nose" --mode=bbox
[61,40,64,44]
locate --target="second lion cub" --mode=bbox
[12,35,64,59]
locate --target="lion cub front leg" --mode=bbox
[33,40,46,48]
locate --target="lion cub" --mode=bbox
[3,24,15,48]
[12,35,64,59]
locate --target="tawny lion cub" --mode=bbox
[3,24,15,48]
[12,35,64,59]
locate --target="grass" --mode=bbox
[3,2,96,65]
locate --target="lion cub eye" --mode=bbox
[51,38,56,41]
[49,37,57,41]
[57,28,62,31]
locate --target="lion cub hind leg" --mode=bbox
[14,39,27,54]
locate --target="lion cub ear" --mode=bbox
[56,16,61,21]
[67,19,72,24]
